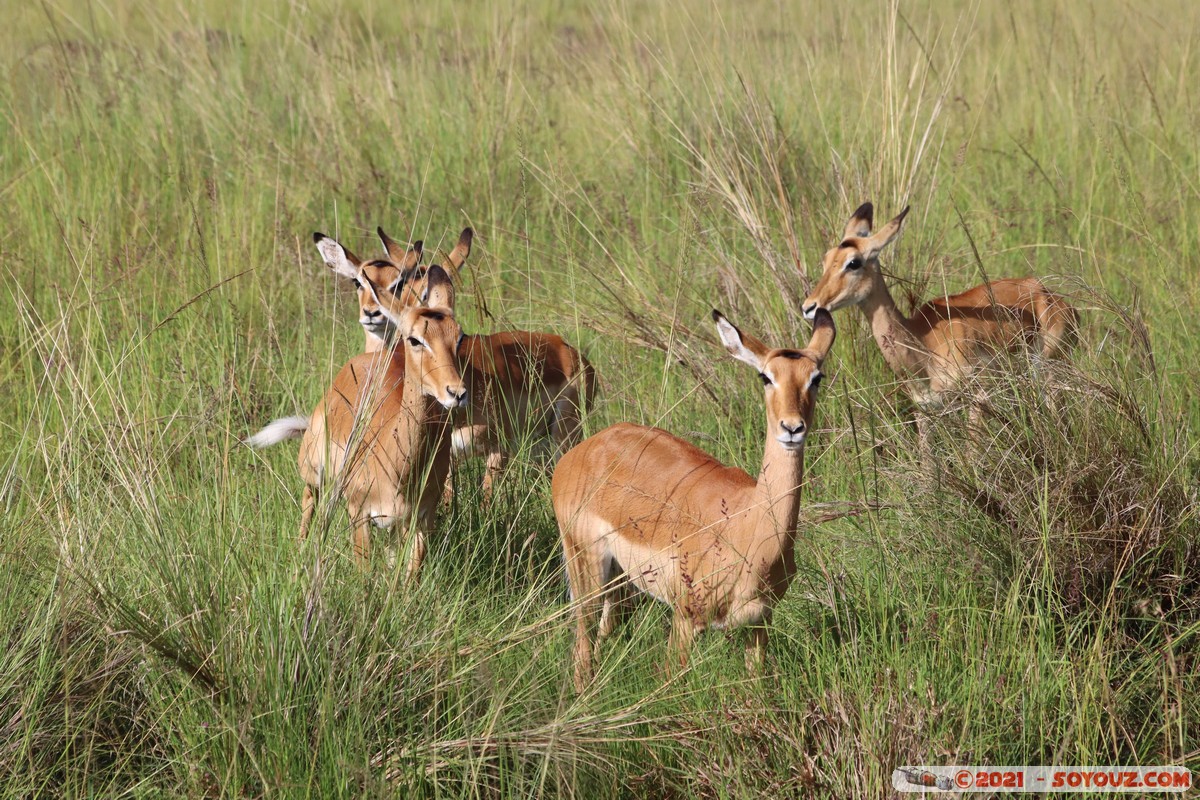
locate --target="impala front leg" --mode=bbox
[299,484,318,539]
[404,524,427,582]
[967,388,993,460]
[745,624,768,675]
[481,447,508,503]
[666,616,697,675]
[352,516,372,566]
[598,580,633,639]
[914,413,937,487]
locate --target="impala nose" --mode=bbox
[801,301,818,320]
[780,420,805,437]
[778,420,806,450]
[446,386,468,409]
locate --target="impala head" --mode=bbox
[362,264,468,410]
[313,231,424,340]
[801,203,910,320]
[712,308,836,453]
[372,225,473,310]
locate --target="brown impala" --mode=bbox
[802,203,1077,453]
[316,225,596,500]
[245,265,465,578]
[552,309,835,691]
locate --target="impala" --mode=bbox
[245,265,466,577]
[552,308,835,691]
[801,202,1077,451]
[327,224,596,500]
[314,229,425,352]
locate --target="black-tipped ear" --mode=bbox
[406,240,424,270]
[844,202,874,239]
[378,226,423,268]
[863,205,910,257]
[313,233,361,278]
[423,264,455,309]
[446,227,473,271]
[713,309,769,369]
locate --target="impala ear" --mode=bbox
[862,206,909,259]
[313,232,361,280]
[377,226,423,269]
[843,202,874,239]
[804,308,837,361]
[403,240,423,269]
[446,227,473,271]
[712,309,769,370]
[422,264,455,310]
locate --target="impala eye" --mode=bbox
[811,374,823,390]
[844,258,862,271]
[759,372,771,386]
[352,278,363,288]
[407,337,422,348]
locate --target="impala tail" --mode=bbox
[243,415,310,449]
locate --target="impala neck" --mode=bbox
[859,271,929,379]
[750,433,807,568]
[397,352,449,475]
[364,330,391,354]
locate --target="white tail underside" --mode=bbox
[243,415,310,448]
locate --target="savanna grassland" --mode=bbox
[2,0,1199,796]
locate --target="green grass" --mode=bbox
[2,0,1199,796]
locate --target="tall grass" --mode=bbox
[2,0,1198,796]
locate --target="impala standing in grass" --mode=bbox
[552,308,835,691]
[246,265,466,577]
[319,225,597,501]
[801,202,1078,455]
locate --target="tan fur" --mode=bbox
[552,310,835,691]
[802,203,1078,444]
[313,231,424,354]
[291,266,466,576]
[366,227,596,499]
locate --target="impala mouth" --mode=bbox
[776,435,806,452]
[438,387,469,410]
[801,302,820,321]
[360,318,392,333]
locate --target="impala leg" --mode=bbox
[745,624,769,675]
[352,516,372,567]
[666,615,696,675]
[966,389,994,464]
[481,448,507,504]
[550,390,585,457]
[442,424,476,507]
[299,484,318,539]
[598,580,632,639]
[404,526,427,583]
[563,534,603,693]
[571,596,603,693]
[915,413,939,488]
